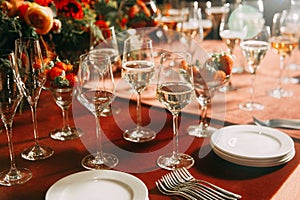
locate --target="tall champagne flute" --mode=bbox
[76,52,118,169]
[14,37,54,160]
[0,50,32,186]
[90,26,122,117]
[156,51,194,170]
[122,37,156,143]
[219,3,246,92]
[239,26,270,111]
[188,52,233,137]
[268,12,299,98]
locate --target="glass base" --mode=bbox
[100,106,121,117]
[219,84,237,93]
[123,127,156,143]
[21,144,54,161]
[0,168,32,186]
[282,77,299,84]
[239,101,264,111]
[157,153,194,170]
[188,125,217,138]
[50,127,83,141]
[232,66,244,74]
[268,88,293,99]
[81,153,119,170]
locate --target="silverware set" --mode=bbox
[156,167,242,200]
[253,117,300,130]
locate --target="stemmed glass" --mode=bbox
[239,26,270,111]
[188,52,233,137]
[219,3,246,92]
[156,51,194,170]
[50,87,83,141]
[122,37,156,143]
[0,50,32,186]
[268,12,299,98]
[90,26,122,117]
[76,52,118,170]
[14,37,54,160]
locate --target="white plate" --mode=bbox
[211,125,294,160]
[45,170,148,200]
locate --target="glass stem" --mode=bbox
[172,113,179,157]
[136,92,142,131]
[5,123,17,173]
[249,70,257,104]
[199,103,208,130]
[278,55,285,90]
[30,104,40,146]
[95,116,104,164]
[61,107,70,132]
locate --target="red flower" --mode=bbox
[34,0,53,6]
[49,66,64,80]
[54,0,84,19]
[95,20,109,29]
[66,73,77,86]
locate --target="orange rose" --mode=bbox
[24,3,53,35]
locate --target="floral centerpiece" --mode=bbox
[0,0,159,64]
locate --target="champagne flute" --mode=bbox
[219,3,246,92]
[122,37,156,143]
[268,12,299,98]
[188,52,233,137]
[239,26,270,111]
[0,50,32,186]
[76,52,118,170]
[14,37,54,160]
[156,51,195,170]
[90,26,122,117]
[50,87,83,141]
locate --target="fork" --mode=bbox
[175,168,242,199]
[253,117,300,129]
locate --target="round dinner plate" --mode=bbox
[45,170,148,200]
[210,125,294,160]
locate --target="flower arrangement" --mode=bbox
[0,0,159,63]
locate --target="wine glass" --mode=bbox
[205,1,230,39]
[219,3,246,92]
[268,12,299,98]
[0,50,32,186]
[14,37,54,160]
[188,52,233,137]
[90,26,121,116]
[50,87,83,141]
[239,25,270,111]
[122,37,156,143]
[156,51,195,170]
[76,52,118,170]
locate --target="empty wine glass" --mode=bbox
[156,51,195,170]
[188,52,233,137]
[268,11,299,98]
[50,87,83,141]
[122,37,156,143]
[76,52,118,170]
[14,37,54,160]
[0,49,32,186]
[239,25,270,111]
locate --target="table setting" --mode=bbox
[1,0,300,200]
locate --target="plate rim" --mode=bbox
[210,125,294,159]
[45,170,148,200]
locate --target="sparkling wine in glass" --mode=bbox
[14,37,54,160]
[0,50,32,186]
[188,52,233,137]
[239,26,270,111]
[268,11,299,98]
[122,37,156,143]
[76,52,118,170]
[50,87,83,141]
[90,26,122,116]
[156,51,195,170]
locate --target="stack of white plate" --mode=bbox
[210,125,295,167]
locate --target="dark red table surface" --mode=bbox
[0,89,299,200]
